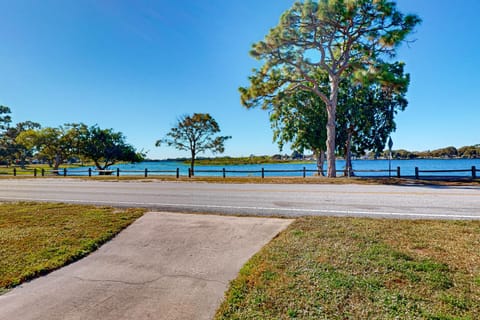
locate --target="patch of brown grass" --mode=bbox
[216,217,480,319]
[0,173,478,186]
[0,202,144,292]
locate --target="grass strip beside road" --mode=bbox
[0,202,144,294]
[2,175,477,187]
[216,217,480,319]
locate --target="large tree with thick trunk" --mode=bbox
[241,0,420,177]
[251,62,409,177]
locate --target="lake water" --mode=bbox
[70,158,480,178]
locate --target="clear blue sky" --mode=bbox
[1,0,479,159]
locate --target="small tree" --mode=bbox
[156,113,231,175]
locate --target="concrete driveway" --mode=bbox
[0,212,292,320]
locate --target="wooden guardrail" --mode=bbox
[2,166,478,179]
[6,167,180,178]
[193,167,324,178]
[414,166,477,179]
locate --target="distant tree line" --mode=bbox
[0,106,143,173]
[193,145,480,165]
[384,145,480,160]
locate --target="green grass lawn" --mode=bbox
[215,217,480,319]
[0,202,144,294]
[2,201,480,318]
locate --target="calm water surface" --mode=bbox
[70,159,480,177]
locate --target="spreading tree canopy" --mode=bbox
[241,0,420,177]
[336,62,409,175]
[156,113,231,174]
[78,125,143,173]
[269,89,328,174]
[16,124,85,171]
[261,61,409,176]
[0,121,41,167]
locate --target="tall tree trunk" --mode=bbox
[314,149,325,176]
[190,149,195,176]
[53,154,61,172]
[20,158,26,169]
[326,75,339,177]
[343,130,354,177]
[326,106,336,177]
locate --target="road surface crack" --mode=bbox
[71,274,226,286]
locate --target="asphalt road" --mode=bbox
[0,179,479,219]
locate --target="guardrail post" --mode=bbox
[188,168,191,178]
[88,168,92,177]
[415,167,419,179]
[144,168,148,178]
[42,168,45,176]
[303,167,306,178]
[34,168,37,177]
[13,168,16,176]
[261,168,265,179]
[222,168,226,178]
[397,166,400,178]
[117,168,120,177]
[63,168,67,177]
[176,168,180,179]
[473,166,477,179]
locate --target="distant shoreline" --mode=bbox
[144,145,479,164]
[142,156,479,166]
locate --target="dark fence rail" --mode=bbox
[194,167,327,178]
[414,166,477,179]
[1,166,478,179]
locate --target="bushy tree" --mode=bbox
[156,113,231,174]
[0,106,12,164]
[269,89,328,174]
[0,121,41,167]
[78,125,143,174]
[428,146,458,158]
[251,61,409,176]
[0,106,11,131]
[458,145,480,159]
[336,62,409,175]
[16,124,84,171]
[390,149,417,160]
